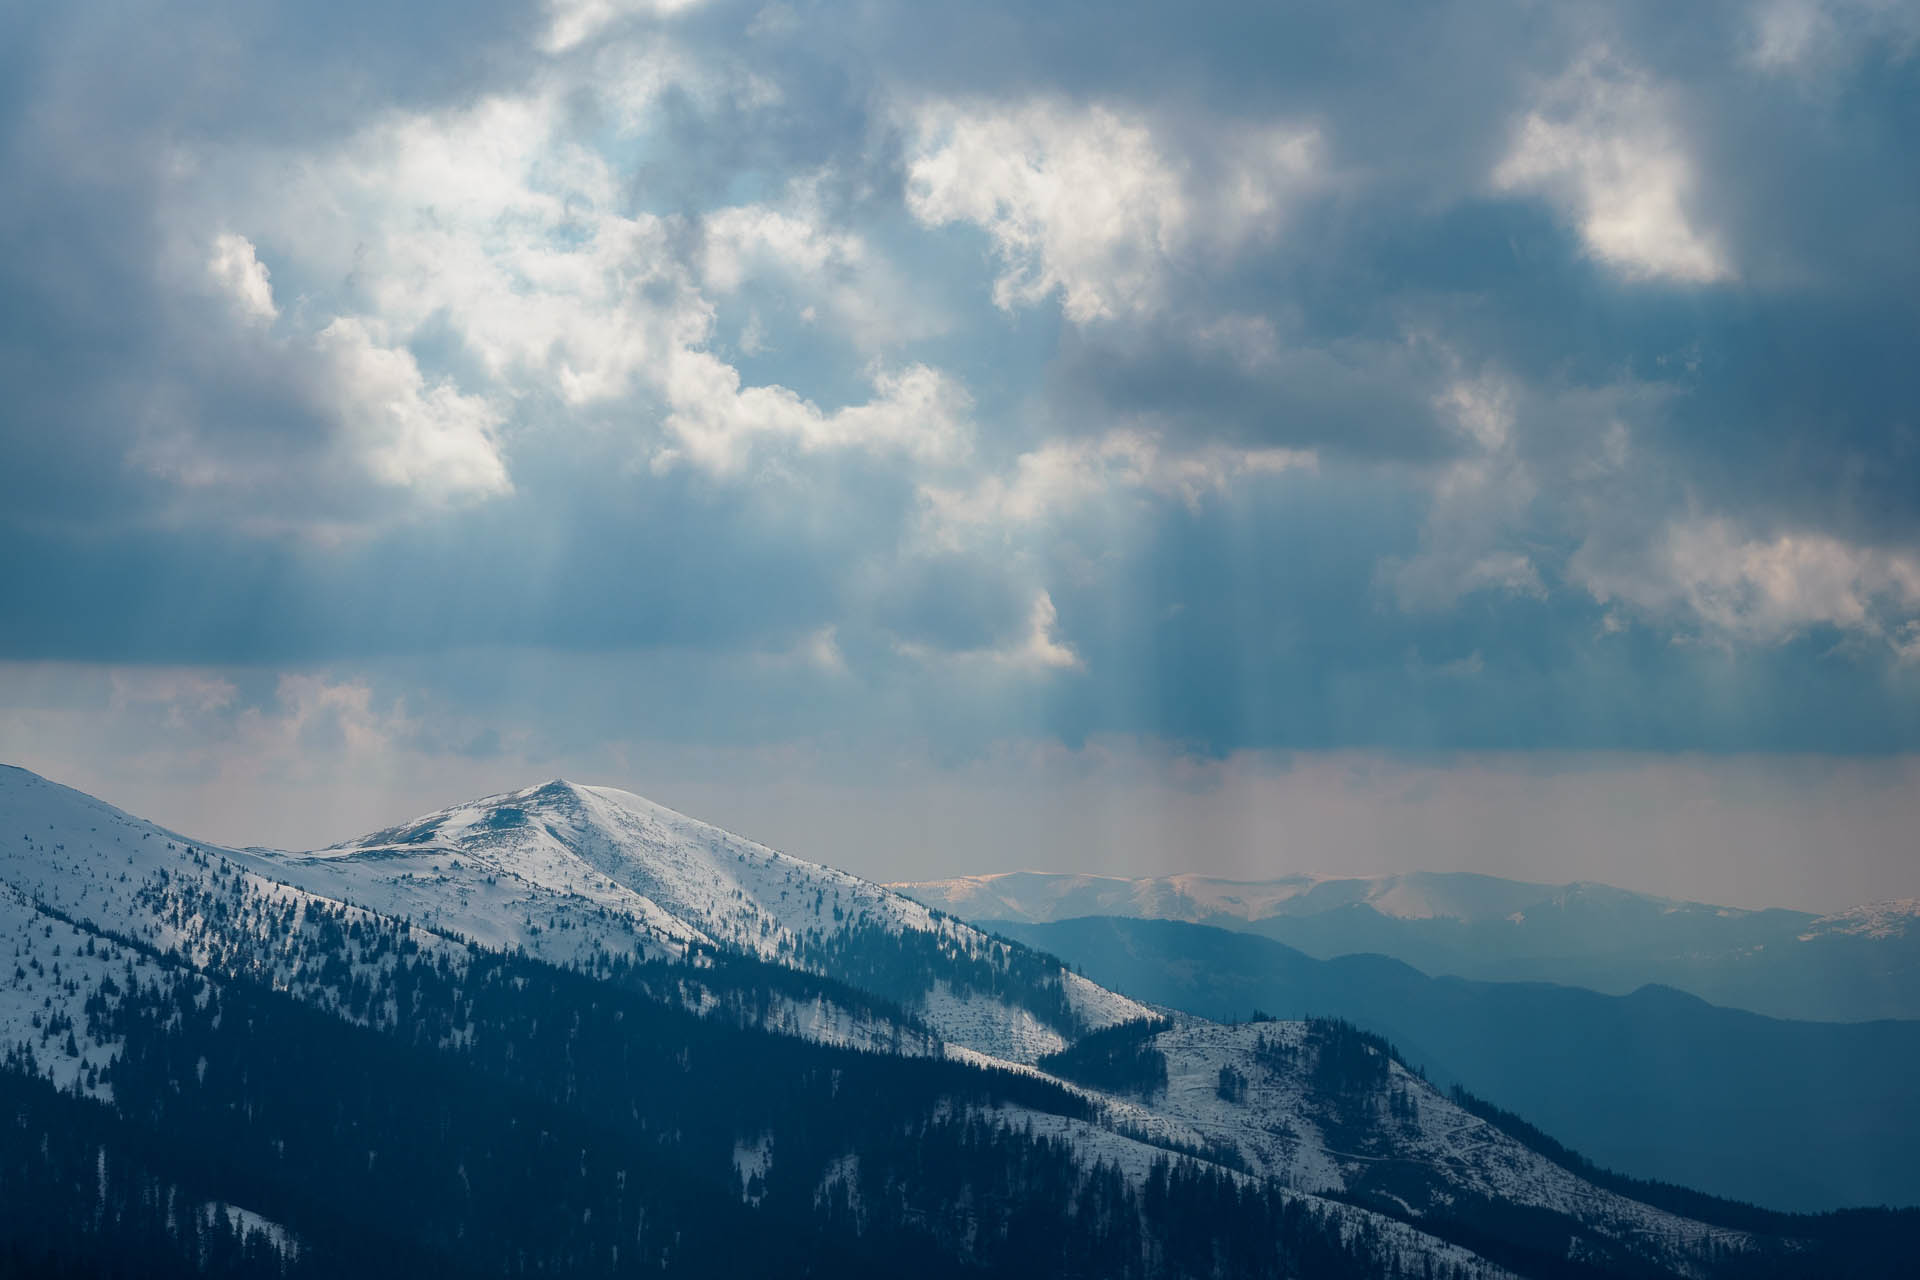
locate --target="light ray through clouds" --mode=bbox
[0,0,1917,905]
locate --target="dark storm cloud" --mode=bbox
[1042,319,1458,462]
[2,0,1919,759]
[0,448,884,663]
[1029,474,1920,755]
[0,0,546,530]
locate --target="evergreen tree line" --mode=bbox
[0,929,1411,1278]
[1441,1082,1920,1276]
[1036,1017,1171,1097]
[6,854,1917,1279]
[1260,1020,1920,1280]
[797,919,1088,1039]
[0,1059,304,1280]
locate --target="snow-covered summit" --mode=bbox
[0,767,1146,1063]
[304,777,950,960]
[1802,898,1920,941]
[0,765,1848,1275]
[0,763,314,949]
[889,868,1705,926]
[251,778,1150,1061]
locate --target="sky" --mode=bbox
[2,0,1918,910]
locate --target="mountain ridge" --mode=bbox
[893,868,1920,1022]
[986,914,1920,1211]
[246,776,1148,1062]
[4,763,1914,1278]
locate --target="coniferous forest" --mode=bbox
[4,909,1916,1279]
[1,930,1415,1279]
[3,772,1917,1280]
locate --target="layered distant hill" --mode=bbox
[3,764,1913,1278]
[891,870,1920,1022]
[983,916,1920,1212]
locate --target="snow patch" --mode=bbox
[732,1134,772,1207]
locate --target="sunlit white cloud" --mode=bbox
[701,185,949,349]
[4,0,1920,808]
[206,232,278,325]
[1494,49,1731,284]
[542,0,711,54]
[656,357,974,475]
[260,86,697,408]
[1385,372,1545,610]
[792,625,850,677]
[194,55,984,491]
[315,318,511,504]
[904,99,1319,323]
[920,431,1313,547]
[895,589,1083,673]
[1743,0,1920,75]
[1573,518,1920,653]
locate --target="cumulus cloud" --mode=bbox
[1008,591,1083,671]
[702,201,865,291]
[315,318,511,504]
[904,99,1319,322]
[542,0,710,54]
[107,669,240,720]
[896,589,1083,673]
[920,431,1312,546]
[1573,518,1920,653]
[1494,49,1731,284]
[206,233,278,324]
[701,187,947,348]
[116,305,509,518]
[1743,0,1920,75]
[196,60,978,487]
[798,625,850,676]
[0,665,417,803]
[5,0,1920,770]
[1384,372,1545,610]
[255,85,696,409]
[657,358,973,475]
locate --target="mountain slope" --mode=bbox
[243,779,1147,1062]
[5,764,1916,1278]
[1122,1018,1752,1266]
[0,766,1140,1065]
[990,915,1920,1212]
[0,766,1522,1278]
[893,870,1920,1022]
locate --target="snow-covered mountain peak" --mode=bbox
[891,868,1749,927]
[1802,897,1920,941]
[0,763,248,925]
[258,776,1152,1061]
[298,776,955,961]
[1,764,1150,1062]
[3,763,1901,1275]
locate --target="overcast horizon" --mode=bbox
[5,0,1919,913]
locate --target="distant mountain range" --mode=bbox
[2,763,1913,1278]
[891,870,1920,1022]
[982,916,1920,1212]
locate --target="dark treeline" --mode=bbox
[0,1062,306,1280]
[1037,1017,1170,1096]
[1443,1083,1920,1277]
[7,851,1918,1279]
[798,918,1087,1039]
[1282,1020,1920,1280]
[0,916,1413,1279]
